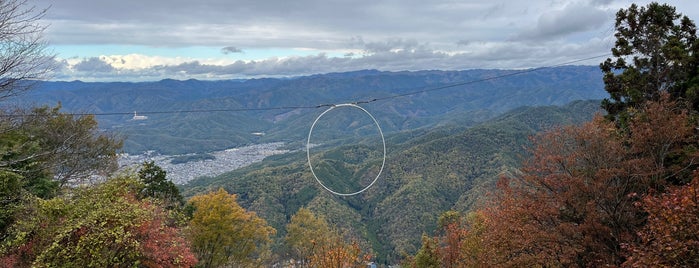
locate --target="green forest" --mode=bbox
[2,1,699,267]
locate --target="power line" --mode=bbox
[57,105,335,117]
[1,53,611,117]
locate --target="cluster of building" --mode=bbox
[119,142,288,184]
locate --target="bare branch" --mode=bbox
[0,0,54,101]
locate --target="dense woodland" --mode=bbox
[2,1,699,267]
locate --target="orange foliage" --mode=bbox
[408,212,486,268]
[476,95,698,266]
[438,222,469,268]
[308,241,370,268]
[624,173,699,267]
[136,209,198,268]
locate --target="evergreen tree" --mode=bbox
[138,161,184,208]
[600,2,699,123]
[412,235,440,268]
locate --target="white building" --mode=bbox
[132,111,148,120]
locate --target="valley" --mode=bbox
[119,142,290,184]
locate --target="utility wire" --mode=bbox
[1,53,611,117]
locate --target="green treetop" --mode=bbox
[600,2,699,123]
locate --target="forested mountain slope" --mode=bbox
[18,66,605,154]
[183,100,602,263]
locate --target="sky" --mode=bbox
[31,0,699,81]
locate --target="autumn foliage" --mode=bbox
[187,188,276,268]
[409,93,699,266]
[285,207,371,268]
[308,240,371,268]
[624,172,699,267]
[0,176,197,268]
[408,211,485,268]
[479,94,697,265]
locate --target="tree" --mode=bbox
[411,235,440,268]
[0,105,123,188]
[0,111,56,199]
[0,171,24,240]
[285,207,370,268]
[284,207,335,265]
[408,211,485,268]
[0,175,197,267]
[625,94,697,186]
[624,172,699,267]
[138,161,184,209]
[0,0,54,100]
[476,95,697,266]
[600,2,699,122]
[187,188,275,268]
[0,106,122,239]
[308,240,370,268]
[435,212,469,268]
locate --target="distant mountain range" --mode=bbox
[14,65,606,154]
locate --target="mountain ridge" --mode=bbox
[12,65,606,155]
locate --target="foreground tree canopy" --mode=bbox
[284,207,371,268]
[412,95,699,267]
[412,2,699,266]
[480,97,696,266]
[600,2,699,122]
[0,105,123,240]
[187,188,276,268]
[0,175,197,267]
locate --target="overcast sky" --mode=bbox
[31,0,699,81]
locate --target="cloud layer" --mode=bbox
[34,0,699,81]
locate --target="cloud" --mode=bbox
[514,2,609,41]
[37,0,699,49]
[53,37,611,82]
[221,46,243,54]
[590,0,614,6]
[36,0,699,81]
[348,37,428,55]
[456,40,472,46]
[38,0,534,50]
[72,57,115,73]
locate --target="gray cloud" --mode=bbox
[55,37,612,82]
[31,0,699,81]
[36,0,699,48]
[514,2,609,41]
[456,40,472,46]
[350,37,425,54]
[34,0,542,49]
[73,57,116,73]
[590,0,614,6]
[221,46,243,54]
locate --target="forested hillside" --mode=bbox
[20,66,606,154]
[183,99,602,262]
